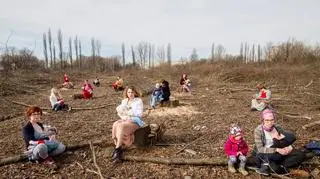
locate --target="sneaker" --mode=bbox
[256,165,269,176]
[238,167,249,176]
[228,164,236,173]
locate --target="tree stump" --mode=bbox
[133,125,151,147]
[160,100,179,107]
[73,94,83,99]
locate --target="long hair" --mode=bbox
[123,86,140,99]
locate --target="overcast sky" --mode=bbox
[0,0,319,61]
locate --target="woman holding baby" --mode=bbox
[111,86,145,163]
[22,106,65,165]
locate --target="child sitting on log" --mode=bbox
[224,125,249,176]
[149,83,163,109]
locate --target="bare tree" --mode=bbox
[68,37,73,69]
[79,40,82,69]
[190,48,198,61]
[240,42,243,61]
[53,41,56,68]
[252,44,255,62]
[48,28,53,68]
[131,45,136,66]
[244,42,248,63]
[57,29,63,69]
[148,44,152,68]
[211,43,215,62]
[257,44,261,62]
[74,36,79,67]
[42,33,48,68]
[121,42,125,67]
[156,45,165,64]
[216,45,225,61]
[167,43,172,65]
[91,37,96,70]
[137,42,148,69]
[152,44,155,68]
[95,40,101,57]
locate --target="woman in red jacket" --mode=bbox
[82,80,93,99]
[224,125,249,176]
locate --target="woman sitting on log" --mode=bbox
[49,88,69,111]
[160,80,171,104]
[111,86,145,163]
[179,73,191,92]
[254,109,305,176]
[112,76,124,91]
[22,106,65,164]
[251,83,271,111]
[82,80,94,99]
[62,73,74,89]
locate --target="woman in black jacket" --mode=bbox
[22,106,65,164]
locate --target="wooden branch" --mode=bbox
[275,111,312,120]
[0,140,112,167]
[123,155,227,166]
[89,141,104,179]
[175,135,207,155]
[71,104,115,110]
[304,80,313,88]
[0,113,23,122]
[302,120,320,130]
[10,100,51,110]
[9,100,115,111]
[247,167,293,179]
[76,161,101,176]
[303,92,320,98]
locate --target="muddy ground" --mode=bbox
[0,64,319,179]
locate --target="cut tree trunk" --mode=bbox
[133,125,151,147]
[0,140,112,167]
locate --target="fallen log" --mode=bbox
[275,111,312,120]
[0,140,112,167]
[123,156,227,166]
[302,120,320,130]
[9,100,115,111]
[0,113,23,122]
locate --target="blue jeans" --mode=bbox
[150,96,161,108]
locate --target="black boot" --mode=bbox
[111,147,124,163]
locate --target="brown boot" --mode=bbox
[239,167,249,176]
[228,163,236,173]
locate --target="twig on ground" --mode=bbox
[9,100,115,111]
[304,80,313,88]
[302,120,320,130]
[175,135,207,155]
[275,111,312,120]
[89,141,104,179]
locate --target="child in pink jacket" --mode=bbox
[224,125,249,176]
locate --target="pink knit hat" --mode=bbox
[230,125,243,136]
[261,109,275,121]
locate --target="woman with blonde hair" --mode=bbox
[111,86,144,162]
[49,88,67,111]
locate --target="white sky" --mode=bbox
[0,0,319,61]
